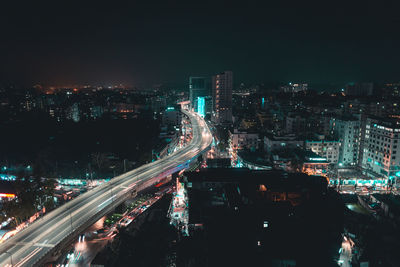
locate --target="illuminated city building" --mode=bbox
[292,149,330,176]
[305,134,341,164]
[229,129,259,151]
[331,115,361,166]
[361,117,400,180]
[212,71,233,125]
[189,76,208,112]
[302,157,330,176]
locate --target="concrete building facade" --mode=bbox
[361,117,400,179]
[230,129,259,151]
[305,135,341,164]
[331,116,361,166]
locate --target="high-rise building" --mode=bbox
[331,115,361,166]
[361,117,400,179]
[204,96,213,117]
[212,71,233,125]
[189,77,208,113]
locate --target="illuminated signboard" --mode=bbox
[308,157,327,161]
[197,97,205,118]
[0,193,16,198]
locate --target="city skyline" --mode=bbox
[3,1,400,266]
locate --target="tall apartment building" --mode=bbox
[189,77,208,113]
[331,116,361,166]
[361,117,400,179]
[212,71,233,125]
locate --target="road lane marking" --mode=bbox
[13,242,55,248]
[15,247,43,267]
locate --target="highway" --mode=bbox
[0,109,212,267]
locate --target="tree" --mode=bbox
[1,164,56,226]
[40,178,56,211]
[289,157,303,173]
[2,173,36,226]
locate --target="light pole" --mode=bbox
[5,251,13,266]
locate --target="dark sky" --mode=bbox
[1,0,400,87]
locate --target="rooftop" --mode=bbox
[373,194,400,215]
[237,151,271,168]
[368,115,400,130]
[265,133,303,141]
[184,168,342,265]
[185,168,328,192]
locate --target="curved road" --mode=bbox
[0,109,212,267]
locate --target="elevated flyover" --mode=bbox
[0,109,212,267]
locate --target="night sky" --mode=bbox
[2,1,400,87]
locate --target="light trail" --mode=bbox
[0,109,212,267]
